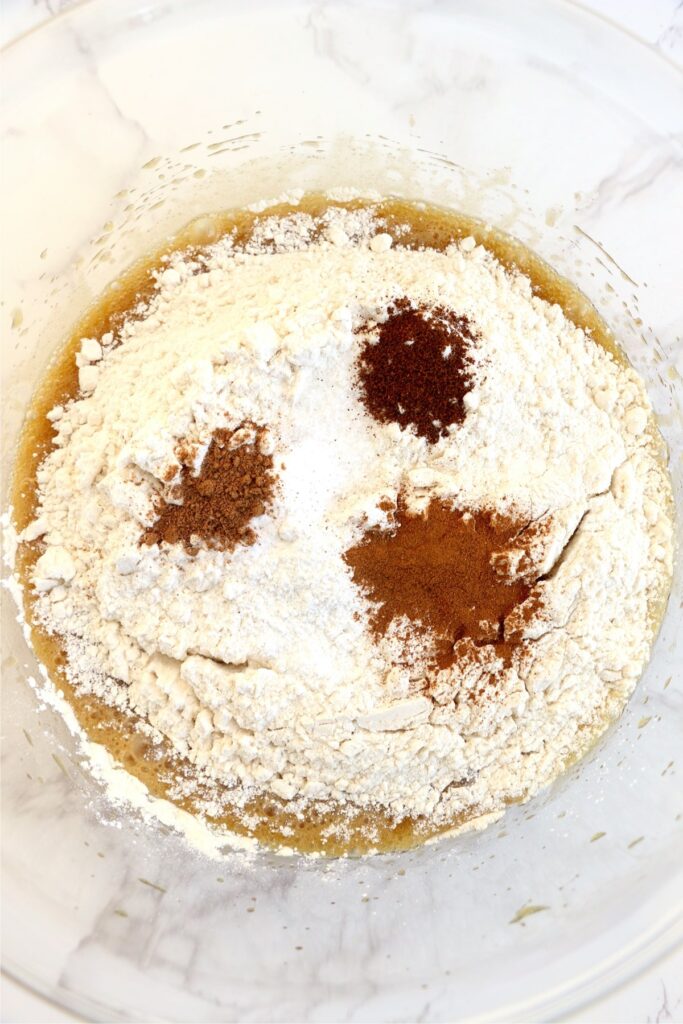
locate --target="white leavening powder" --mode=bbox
[14,201,674,847]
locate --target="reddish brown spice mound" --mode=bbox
[356,299,476,443]
[142,424,274,553]
[344,497,545,670]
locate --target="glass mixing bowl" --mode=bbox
[2,1,681,1020]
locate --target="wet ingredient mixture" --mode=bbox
[9,196,674,854]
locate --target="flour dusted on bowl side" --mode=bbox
[12,197,674,854]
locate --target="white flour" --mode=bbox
[13,201,674,841]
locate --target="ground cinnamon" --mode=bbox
[344,496,545,670]
[142,424,275,553]
[356,298,476,443]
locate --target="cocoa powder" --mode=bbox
[142,424,275,553]
[356,299,476,443]
[344,496,546,670]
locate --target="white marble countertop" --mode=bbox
[3,0,681,62]
[1,1,682,1022]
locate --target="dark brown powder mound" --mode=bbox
[142,424,275,553]
[356,299,476,443]
[344,496,546,670]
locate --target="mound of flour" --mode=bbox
[20,203,673,832]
